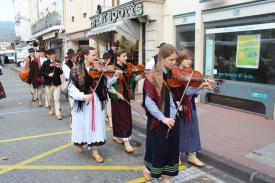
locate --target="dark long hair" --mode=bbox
[70,47,95,112]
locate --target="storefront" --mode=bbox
[89,19,140,64]
[200,0,275,119]
[174,12,196,67]
[88,0,165,65]
[42,31,64,61]
[65,30,90,51]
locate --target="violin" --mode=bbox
[181,67,224,88]
[166,67,224,93]
[88,67,117,78]
[125,63,149,76]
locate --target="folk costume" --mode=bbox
[143,67,180,179]
[40,56,63,119]
[27,56,45,106]
[179,85,204,167]
[62,50,77,128]
[108,62,140,152]
[69,62,115,157]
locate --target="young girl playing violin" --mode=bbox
[142,44,180,183]
[108,48,143,153]
[68,47,119,163]
[177,48,212,167]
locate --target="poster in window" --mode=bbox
[236,34,261,69]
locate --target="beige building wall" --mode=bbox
[64,0,94,34]
[28,0,39,27]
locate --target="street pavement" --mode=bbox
[0,64,247,183]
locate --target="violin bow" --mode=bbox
[166,70,194,139]
[123,99,147,120]
[92,59,111,93]
[115,65,146,120]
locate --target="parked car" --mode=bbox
[2,50,16,63]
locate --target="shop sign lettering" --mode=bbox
[217,72,254,79]
[233,9,240,17]
[90,1,143,28]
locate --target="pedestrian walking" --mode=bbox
[102,52,113,127]
[177,48,212,167]
[142,44,180,183]
[27,47,46,107]
[68,47,118,162]
[40,48,63,120]
[108,48,143,153]
[62,49,78,128]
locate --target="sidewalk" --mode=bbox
[131,95,275,183]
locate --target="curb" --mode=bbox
[132,122,275,183]
[197,150,275,183]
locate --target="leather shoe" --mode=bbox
[91,151,104,163]
[75,145,83,153]
[187,153,204,167]
[112,137,123,144]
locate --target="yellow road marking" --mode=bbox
[0,143,72,175]
[0,165,143,171]
[0,125,111,144]
[125,165,187,183]
[0,131,71,144]
[125,177,147,183]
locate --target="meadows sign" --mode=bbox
[90,1,143,29]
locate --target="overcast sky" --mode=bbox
[0,0,14,22]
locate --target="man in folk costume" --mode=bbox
[68,47,119,162]
[25,48,36,101]
[108,48,143,153]
[62,49,78,128]
[142,44,181,183]
[40,48,63,120]
[27,47,46,107]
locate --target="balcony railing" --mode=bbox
[31,11,63,35]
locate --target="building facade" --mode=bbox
[163,0,275,119]
[88,0,165,63]
[13,0,33,64]
[29,0,65,61]
[64,0,95,52]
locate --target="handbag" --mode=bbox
[19,67,30,83]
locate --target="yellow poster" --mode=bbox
[236,34,261,69]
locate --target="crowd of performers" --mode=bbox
[20,43,216,183]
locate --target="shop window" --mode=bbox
[176,24,195,68]
[205,24,275,85]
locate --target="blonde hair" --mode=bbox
[152,44,177,90]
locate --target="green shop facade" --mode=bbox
[174,0,275,119]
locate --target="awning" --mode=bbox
[88,20,140,43]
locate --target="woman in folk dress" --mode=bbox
[69,47,118,163]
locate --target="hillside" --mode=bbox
[0,21,15,41]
